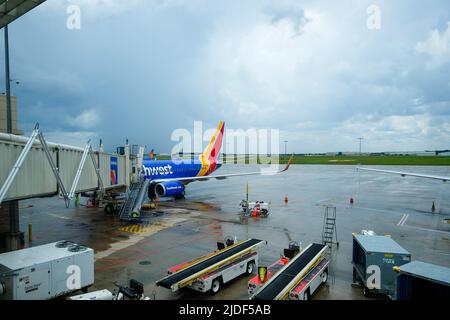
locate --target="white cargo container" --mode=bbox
[0,241,94,300]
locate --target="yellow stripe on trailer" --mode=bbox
[248,244,328,301]
[176,240,265,291]
[277,252,325,300]
[173,239,248,273]
[156,239,266,292]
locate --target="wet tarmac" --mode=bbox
[18,165,450,300]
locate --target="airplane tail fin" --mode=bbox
[201,121,225,163]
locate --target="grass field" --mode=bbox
[279,155,450,165]
[157,154,450,165]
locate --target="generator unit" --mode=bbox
[0,240,94,300]
[352,233,411,298]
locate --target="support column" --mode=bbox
[1,25,23,252]
[0,202,23,253]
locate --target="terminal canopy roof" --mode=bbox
[0,0,46,28]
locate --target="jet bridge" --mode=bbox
[0,126,128,205]
[250,243,327,300]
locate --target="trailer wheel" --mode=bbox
[211,278,221,294]
[321,269,328,284]
[303,289,310,300]
[246,261,255,274]
[363,286,370,297]
[104,204,115,215]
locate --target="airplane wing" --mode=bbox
[357,167,449,182]
[152,155,294,184]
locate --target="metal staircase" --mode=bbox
[322,206,339,251]
[119,178,149,221]
[119,181,141,220]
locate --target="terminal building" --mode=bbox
[0,95,22,135]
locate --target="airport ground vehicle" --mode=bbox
[101,192,127,214]
[352,233,411,298]
[239,200,270,217]
[68,279,151,300]
[394,261,450,300]
[157,238,266,294]
[248,242,300,295]
[250,243,328,300]
[0,241,94,300]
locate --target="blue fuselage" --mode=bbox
[142,160,222,181]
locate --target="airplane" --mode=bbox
[425,149,450,156]
[357,167,449,183]
[141,121,293,200]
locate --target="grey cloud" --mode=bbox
[2,0,449,153]
[263,1,310,35]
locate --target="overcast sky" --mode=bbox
[2,0,450,153]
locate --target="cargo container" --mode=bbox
[352,233,411,298]
[394,261,450,300]
[0,241,94,300]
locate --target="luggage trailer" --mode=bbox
[250,243,328,300]
[248,256,290,296]
[156,239,267,294]
[288,258,329,300]
[248,242,301,296]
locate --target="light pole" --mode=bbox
[3,24,20,250]
[284,140,288,162]
[4,25,11,134]
[357,137,364,155]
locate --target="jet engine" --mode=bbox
[154,181,185,198]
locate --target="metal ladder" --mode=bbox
[119,180,143,220]
[322,206,339,251]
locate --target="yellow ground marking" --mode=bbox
[119,223,154,234]
[96,217,186,262]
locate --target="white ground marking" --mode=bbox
[397,214,409,226]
